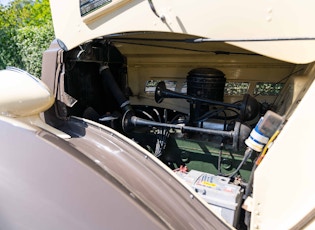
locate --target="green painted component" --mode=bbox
[172,138,255,182]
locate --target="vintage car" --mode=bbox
[1,0,315,229]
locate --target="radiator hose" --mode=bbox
[99,65,132,113]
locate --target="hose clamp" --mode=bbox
[99,65,109,74]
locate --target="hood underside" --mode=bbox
[50,0,315,64]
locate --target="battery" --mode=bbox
[175,170,243,227]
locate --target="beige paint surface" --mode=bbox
[50,0,315,63]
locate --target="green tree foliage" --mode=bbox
[0,0,54,77]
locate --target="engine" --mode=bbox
[62,40,264,180]
[60,40,285,228]
[123,67,260,162]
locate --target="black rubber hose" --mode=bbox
[100,66,132,112]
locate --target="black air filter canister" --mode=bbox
[187,68,226,101]
[187,68,226,122]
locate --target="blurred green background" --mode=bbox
[0,0,54,78]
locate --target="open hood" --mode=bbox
[50,0,315,64]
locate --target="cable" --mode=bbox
[228,148,253,178]
[217,142,224,174]
[196,107,240,123]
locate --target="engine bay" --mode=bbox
[49,32,307,228]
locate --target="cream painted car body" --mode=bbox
[0,0,315,229]
[48,1,315,229]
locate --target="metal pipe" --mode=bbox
[126,111,234,138]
